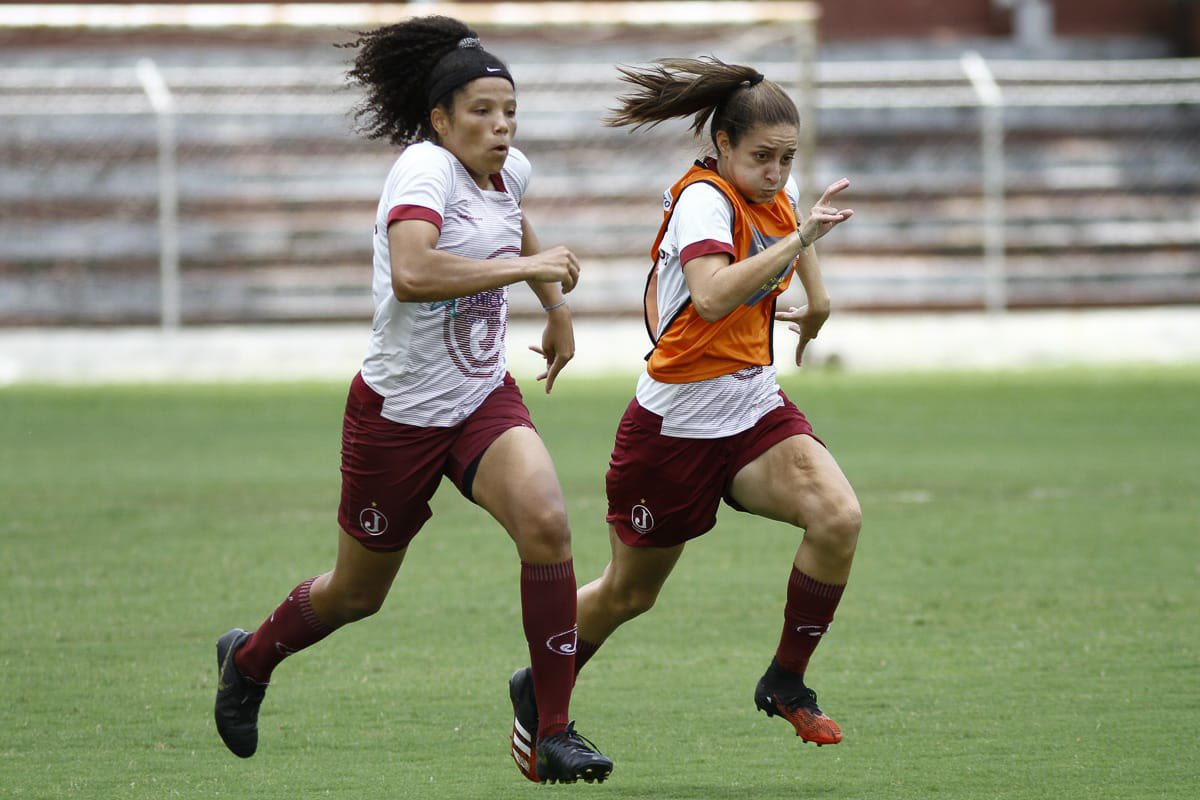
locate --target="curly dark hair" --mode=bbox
[343,15,478,146]
[605,56,799,151]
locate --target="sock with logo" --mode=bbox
[235,576,334,684]
[520,560,576,739]
[775,567,845,677]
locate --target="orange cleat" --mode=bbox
[754,663,843,745]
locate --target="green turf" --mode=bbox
[1,367,1197,799]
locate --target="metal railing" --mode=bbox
[2,52,1198,323]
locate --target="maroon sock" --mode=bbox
[235,576,334,684]
[775,567,845,677]
[573,638,601,676]
[520,560,577,739]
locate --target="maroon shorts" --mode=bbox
[605,391,822,548]
[337,371,535,552]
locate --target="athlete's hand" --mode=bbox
[799,178,854,247]
[529,305,575,393]
[524,246,580,294]
[775,303,830,366]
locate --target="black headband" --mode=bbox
[425,37,514,110]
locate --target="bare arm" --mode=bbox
[791,244,831,318]
[683,178,853,323]
[519,216,576,393]
[520,216,573,308]
[683,235,808,323]
[387,218,579,302]
[775,179,855,364]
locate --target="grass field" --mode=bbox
[2,366,1198,799]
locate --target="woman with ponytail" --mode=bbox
[213,16,611,785]
[510,57,861,754]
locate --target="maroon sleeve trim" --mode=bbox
[680,238,734,266]
[489,172,508,192]
[387,204,442,230]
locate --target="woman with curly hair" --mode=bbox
[509,56,860,758]
[213,16,611,785]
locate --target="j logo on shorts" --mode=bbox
[631,504,654,534]
[359,507,389,536]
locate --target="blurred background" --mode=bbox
[1,0,1199,378]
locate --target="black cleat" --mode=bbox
[508,667,540,782]
[214,628,267,758]
[536,722,613,785]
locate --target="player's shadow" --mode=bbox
[610,780,842,800]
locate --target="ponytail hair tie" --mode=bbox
[745,72,765,87]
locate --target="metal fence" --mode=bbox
[1,18,1198,326]
[0,4,818,326]
[815,56,1200,313]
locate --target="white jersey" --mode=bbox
[635,176,800,439]
[360,141,530,427]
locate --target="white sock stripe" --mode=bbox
[512,731,532,756]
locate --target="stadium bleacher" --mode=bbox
[1,22,1198,324]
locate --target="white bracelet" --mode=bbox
[542,299,568,312]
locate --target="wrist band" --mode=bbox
[542,300,568,312]
[798,228,811,249]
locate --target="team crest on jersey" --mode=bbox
[441,288,506,377]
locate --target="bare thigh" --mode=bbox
[730,435,857,526]
[471,425,572,564]
[728,434,862,581]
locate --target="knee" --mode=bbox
[515,502,572,563]
[831,498,863,540]
[605,582,660,624]
[330,588,387,625]
[807,497,862,558]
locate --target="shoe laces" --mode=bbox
[776,685,822,714]
[543,722,602,755]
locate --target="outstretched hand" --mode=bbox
[775,303,830,366]
[799,178,854,247]
[528,307,575,393]
[782,179,853,366]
